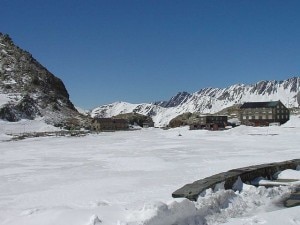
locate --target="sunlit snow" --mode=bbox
[0,116,300,225]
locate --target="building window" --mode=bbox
[243,116,246,119]
[262,115,266,119]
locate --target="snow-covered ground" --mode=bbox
[0,116,300,225]
[0,118,61,141]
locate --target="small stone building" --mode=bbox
[190,115,228,130]
[142,120,155,128]
[90,118,128,131]
[240,100,289,126]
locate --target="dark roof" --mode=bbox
[92,118,112,122]
[240,101,280,109]
[93,118,128,123]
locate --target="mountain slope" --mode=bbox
[92,77,300,126]
[0,33,80,125]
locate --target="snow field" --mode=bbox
[0,116,300,225]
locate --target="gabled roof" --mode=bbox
[240,101,280,109]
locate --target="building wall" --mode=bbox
[91,118,128,131]
[190,116,228,130]
[240,101,289,126]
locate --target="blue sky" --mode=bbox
[1,0,300,109]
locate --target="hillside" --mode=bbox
[0,33,83,127]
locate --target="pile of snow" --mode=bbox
[276,168,300,180]
[126,184,294,225]
[281,115,300,127]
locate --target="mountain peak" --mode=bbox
[92,77,300,127]
[0,33,80,125]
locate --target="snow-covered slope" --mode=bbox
[92,77,300,126]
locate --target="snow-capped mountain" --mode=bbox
[0,33,81,125]
[92,77,300,127]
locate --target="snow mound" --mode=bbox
[87,215,102,225]
[125,185,293,225]
[281,115,300,127]
[275,169,300,180]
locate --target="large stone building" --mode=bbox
[90,118,128,131]
[190,115,228,130]
[240,100,289,126]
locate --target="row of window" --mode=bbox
[243,115,272,120]
[276,109,289,114]
[242,114,289,120]
[199,117,226,121]
[243,109,289,114]
[243,110,273,114]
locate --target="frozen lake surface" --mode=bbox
[0,117,300,225]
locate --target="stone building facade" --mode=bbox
[190,115,228,130]
[91,118,128,131]
[240,100,289,126]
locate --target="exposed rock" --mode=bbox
[156,91,192,107]
[0,32,83,126]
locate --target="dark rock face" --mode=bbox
[157,91,192,108]
[0,33,79,124]
[0,95,41,121]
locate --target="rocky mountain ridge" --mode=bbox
[92,77,300,127]
[0,33,81,126]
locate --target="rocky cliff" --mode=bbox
[0,33,81,126]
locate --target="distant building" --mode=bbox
[91,118,129,131]
[143,120,155,128]
[190,115,228,130]
[239,100,289,126]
